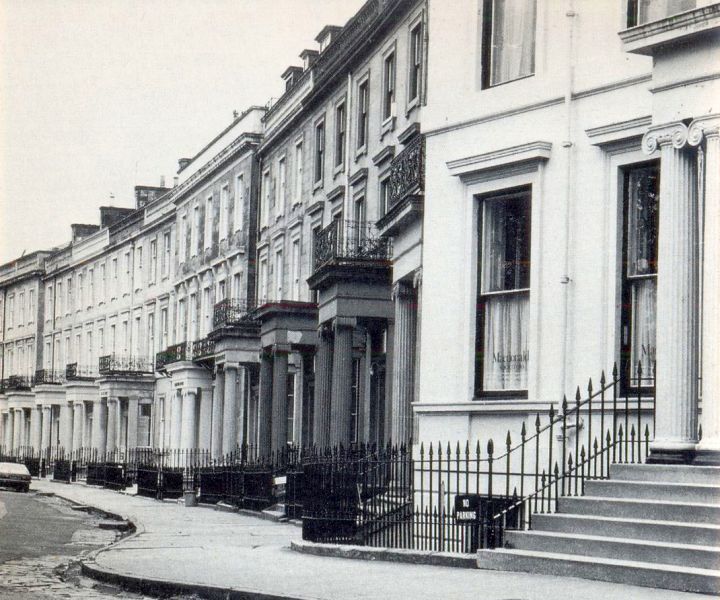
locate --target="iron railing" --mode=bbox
[300,362,657,552]
[213,298,257,328]
[34,369,64,385]
[65,363,99,381]
[1,375,34,391]
[387,134,424,213]
[98,354,153,376]
[192,337,216,361]
[155,342,189,370]
[313,219,391,271]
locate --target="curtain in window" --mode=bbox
[491,0,536,86]
[630,279,656,384]
[483,294,529,391]
[639,0,695,25]
[481,199,507,293]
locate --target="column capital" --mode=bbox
[688,114,720,146]
[272,343,292,355]
[413,268,423,288]
[642,121,688,154]
[318,322,333,340]
[392,280,415,301]
[333,316,357,332]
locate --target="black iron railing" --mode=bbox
[313,219,391,271]
[192,337,215,361]
[1,375,33,391]
[65,363,99,381]
[34,369,64,385]
[155,342,189,370]
[300,362,658,553]
[387,134,424,212]
[213,298,256,328]
[98,354,153,376]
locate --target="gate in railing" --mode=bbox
[301,362,658,553]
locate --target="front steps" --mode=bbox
[476,463,720,595]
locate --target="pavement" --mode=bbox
[31,478,712,600]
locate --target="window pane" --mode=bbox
[481,195,531,293]
[637,0,695,25]
[490,0,536,86]
[629,278,656,383]
[482,294,529,391]
[627,165,659,276]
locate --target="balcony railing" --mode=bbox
[213,298,257,328]
[98,354,153,376]
[34,369,64,386]
[1,375,33,391]
[65,363,99,381]
[313,219,391,271]
[387,134,424,213]
[155,342,189,371]
[192,337,216,362]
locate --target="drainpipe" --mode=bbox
[344,70,353,227]
[560,0,577,397]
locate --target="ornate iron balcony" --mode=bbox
[313,219,391,271]
[34,369,64,385]
[387,134,424,213]
[65,363,99,381]
[213,298,257,328]
[192,337,216,361]
[1,375,33,391]
[155,342,189,371]
[98,354,153,376]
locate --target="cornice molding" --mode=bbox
[586,116,652,146]
[641,121,688,154]
[446,141,552,179]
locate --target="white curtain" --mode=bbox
[630,279,656,383]
[483,294,529,391]
[481,199,507,293]
[491,0,536,86]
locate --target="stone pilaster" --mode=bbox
[198,387,213,451]
[180,389,197,449]
[270,346,289,455]
[391,281,417,445]
[222,365,238,454]
[313,324,333,448]
[330,318,355,447]
[643,122,700,463]
[211,368,225,458]
[689,115,720,461]
[257,353,273,457]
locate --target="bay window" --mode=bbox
[626,0,696,27]
[621,162,659,388]
[481,0,536,88]
[475,187,531,395]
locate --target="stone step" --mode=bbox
[584,478,720,504]
[559,495,720,524]
[504,529,720,570]
[476,548,720,595]
[531,512,720,546]
[610,463,720,484]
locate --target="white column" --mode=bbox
[13,409,23,451]
[106,398,118,452]
[127,397,139,449]
[222,366,238,454]
[391,281,417,446]
[198,387,213,451]
[41,406,51,451]
[92,399,107,454]
[72,402,84,451]
[211,369,225,458]
[690,115,720,459]
[59,402,73,453]
[643,122,700,463]
[31,406,42,451]
[180,389,197,449]
[170,389,182,449]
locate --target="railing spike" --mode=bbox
[521,421,527,437]
[487,439,494,455]
[588,377,593,395]
[612,362,618,378]
[562,395,568,413]
[505,430,511,447]
[575,386,581,403]
[600,370,606,386]
[535,413,541,431]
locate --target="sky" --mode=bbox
[0,0,364,265]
